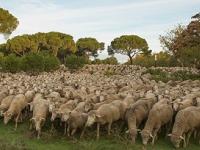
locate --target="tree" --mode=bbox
[159,13,200,68]
[192,12,200,20]
[2,32,76,58]
[76,38,104,58]
[130,51,175,67]
[174,19,200,68]
[0,8,19,39]
[159,24,185,55]
[109,35,150,64]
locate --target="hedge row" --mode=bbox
[0,53,60,73]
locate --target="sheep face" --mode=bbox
[61,113,70,122]
[170,135,183,148]
[35,118,45,132]
[86,111,96,127]
[84,103,92,112]
[141,130,151,145]
[51,111,58,122]
[3,112,12,125]
[127,128,138,144]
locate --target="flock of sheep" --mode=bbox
[0,65,200,149]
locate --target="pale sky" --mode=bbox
[0,0,199,62]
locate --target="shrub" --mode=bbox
[65,55,88,70]
[102,57,118,65]
[0,52,61,73]
[43,54,60,71]
[1,54,21,73]
[91,59,102,64]
[104,70,116,77]
[92,57,118,65]
[145,69,200,82]
[20,53,45,73]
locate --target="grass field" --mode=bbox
[0,120,199,150]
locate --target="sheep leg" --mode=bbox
[37,129,41,139]
[151,128,159,145]
[80,125,86,139]
[183,134,187,148]
[50,123,54,133]
[96,123,100,140]
[64,122,67,136]
[15,113,21,130]
[29,121,33,130]
[108,122,112,136]
[186,131,193,146]
[193,130,197,139]
[71,128,77,136]
[67,124,70,137]
[19,113,23,122]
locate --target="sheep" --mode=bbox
[29,93,43,111]
[141,99,173,145]
[30,98,49,139]
[0,95,14,115]
[86,103,121,140]
[0,89,8,103]
[25,90,35,103]
[3,94,27,130]
[168,106,200,148]
[67,110,88,138]
[172,94,198,111]
[54,100,78,121]
[125,99,156,144]
[50,100,77,134]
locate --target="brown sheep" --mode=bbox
[3,94,27,130]
[168,106,200,148]
[86,103,121,140]
[141,100,173,145]
[0,89,8,103]
[50,100,77,134]
[30,99,49,139]
[29,93,43,111]
[25,90,35,103]
[67,110,88,138]
[172,93,199,111]
[125,99,156,144]
[0,95,14,115]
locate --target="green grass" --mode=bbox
[0,120,199,150]
[144,69,200,82]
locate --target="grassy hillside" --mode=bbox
[0,120,199,150]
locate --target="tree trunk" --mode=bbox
[128,55,133,65]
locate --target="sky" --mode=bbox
[0,0,199,63]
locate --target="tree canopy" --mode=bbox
[3,32,76,57]
[0,8,19,39]
[76,38,104,58]
[159,24,185,54]
[192,12,200,20]
[109,35,150,64]
[159,13,200,68]
[131,51,175,67]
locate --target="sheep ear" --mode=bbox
[95,114,101,118]
[137,129,141,132]
[192,98,197,106]
[150,133,153,138]
[2,112,6,116]
[125,130,129,134]
[167,134,172,137]
[30,118,35,121]
[178,102,183,105]
[179,136,185,140]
